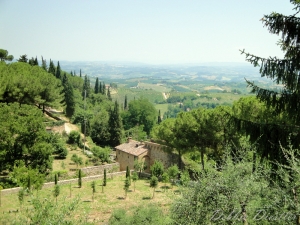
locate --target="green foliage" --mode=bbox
[68,131,82,146]
[108,101,123,146]
[131,171,138,192]
[18,188,25,206]
[0,103,54,173]
[71,154,83,168]
[91,146,111,163]
[122,97,157,134]
[134,159,147,177]
[150,160,164,179]
[167,165,179,186]
[62,73,75,117]
[149,176,158,199]
[5,196,81,224]
[0,49,13,61]
[161,172,169,191]
[47,132,68,159]
[126,166,131,185]
[109,204,171,225]
[124,177,130,199]
[54,173,58,185]
[179,169,190,186]
[91,181,96,201]
[53,184,60,204]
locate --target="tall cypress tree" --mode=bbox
[95,78,99,94]
[108,101,123,146]
[56,61,61,79]
[62,73,75,117]
[107,87,112,101]
[124,95,128,110]
[102,82,106,95]
[158,110,162,124]
[80,69,82,77]
[48,59,56,76]
[82,75,91,99]
[99,82,102,94]
[34,56,38,66]
[41,56,47,71]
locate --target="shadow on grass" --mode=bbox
[83,200,92,202]
[117,196,125,200]
[142,196,151,200]
[160,185,171,190]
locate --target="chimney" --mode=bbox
[127,137,132,143]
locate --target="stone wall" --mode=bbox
[1,170,126,196]
[81,163,120,176]
[144,141,178,168]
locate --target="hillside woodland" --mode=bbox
[2,1,300,224]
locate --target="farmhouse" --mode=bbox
[115,138,177,172]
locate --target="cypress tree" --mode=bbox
[62,73,75,117]
[124,95,128,110]
[48,59,56,76]
[80,69,82,77]
[82,75,91,99]
[126,166,131,185]
[78,169,82,188]
[103,169,107,186]
[41,56,47,71]
[107,87,112,101]
[56,61,61,79]
[55,173,58,185]
[70,71,73,76]
[34,56,38,66]
[108,101,123,146]
[102,82,106,95]
[158,110,162,124]
[95,77,99,94]
[99,82,102,94]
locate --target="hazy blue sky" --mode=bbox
[0,0,295,64]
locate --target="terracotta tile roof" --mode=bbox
[115,140,148,156]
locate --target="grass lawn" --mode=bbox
[0,175,180,224]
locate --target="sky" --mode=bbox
[0,0,295,64]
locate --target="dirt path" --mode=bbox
[64,123,79,134]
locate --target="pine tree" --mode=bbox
[48,59,56,76]
[238,1,300,165]
[108,101,123,146]
[56,61,61,79]
[95,77,99,94]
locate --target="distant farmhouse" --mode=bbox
[115,138,178,172]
